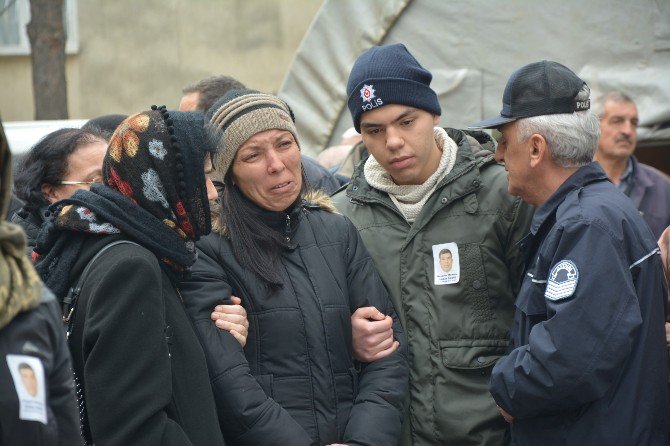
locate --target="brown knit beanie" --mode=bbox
[208,89,299,179]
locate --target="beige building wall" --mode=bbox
[0,0,323,121]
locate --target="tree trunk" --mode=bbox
[26,0,68,120]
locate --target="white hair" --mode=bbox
[516,85,600,168]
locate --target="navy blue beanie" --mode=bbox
[347,43,441,132]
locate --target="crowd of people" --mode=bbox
[0,41,669,446]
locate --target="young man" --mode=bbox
[332,43,534,446]
[593,92,670,238]
[470,61,668,445]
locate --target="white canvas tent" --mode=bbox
[278,0,670,158]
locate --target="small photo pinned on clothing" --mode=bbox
[6,354,47,424]
[433,242,460,285]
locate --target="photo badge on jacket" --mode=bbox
[433,242,460,285]
[6,354,47,424]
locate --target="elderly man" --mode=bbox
[470,61,668,445]
[593,92,670,238]
[333,43,534,446]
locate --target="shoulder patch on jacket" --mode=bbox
[545,259,579,301]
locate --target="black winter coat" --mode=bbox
[0,288,81,446]
[67,235,224,446]
[180,198,408,446]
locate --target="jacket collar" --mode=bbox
[627,155,654,208]
[516,162,610,264]
[345,128,490,206]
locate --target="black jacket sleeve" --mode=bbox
[81,247,196,445]
[341,218,409,446]
[42,294,83,446]
[180,237,314,445]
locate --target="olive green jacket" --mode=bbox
[332,128,534,446]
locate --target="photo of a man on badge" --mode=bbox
[438,248,453,273]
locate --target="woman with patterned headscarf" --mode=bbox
[0,119,81,445]
[33,107,226,446]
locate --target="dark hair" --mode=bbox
[18,362,34,372]
[82,114,128,141]
[220,170,308,290]
[183,75,246,114]
[14,128,106,211]
[439,248,452,257]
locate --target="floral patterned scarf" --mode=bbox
[34,107,215,299]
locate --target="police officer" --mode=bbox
[469,61,669,445]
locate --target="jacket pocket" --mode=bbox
[440,338,509,370]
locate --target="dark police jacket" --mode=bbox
[490,162,669,445]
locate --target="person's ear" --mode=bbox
[41,183,59,203]
[529,134,547,168]
[433,114,440,126]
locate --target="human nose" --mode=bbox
[494,145,505,163]
[620,120,634,137]
[205,177,218,201]
[385,126,403,151]
[266,149,286,174]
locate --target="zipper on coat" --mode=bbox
[284,214,291,242]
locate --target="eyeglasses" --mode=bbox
[59,178,102,186]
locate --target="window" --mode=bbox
[0,0,78,55]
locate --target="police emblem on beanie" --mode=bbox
[360,84,376,102]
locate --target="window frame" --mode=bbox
[0,0,79,56]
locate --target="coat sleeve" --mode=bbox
[179,238,314,445]
[42,295,83,446]
[82,249,196,446]
[490,221,642,419]
[341,218,409,446]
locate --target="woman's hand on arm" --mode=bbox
[211,295,249,347]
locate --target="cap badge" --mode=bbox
[360,84,376,103]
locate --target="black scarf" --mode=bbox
[34,185,198,298]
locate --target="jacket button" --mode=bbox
[472,279,482,289]
[441,197,448,204]
[473,179,480,187]
[476,356,486,364]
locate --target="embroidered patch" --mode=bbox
[545,260,579,301]
[360,84,376,102]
